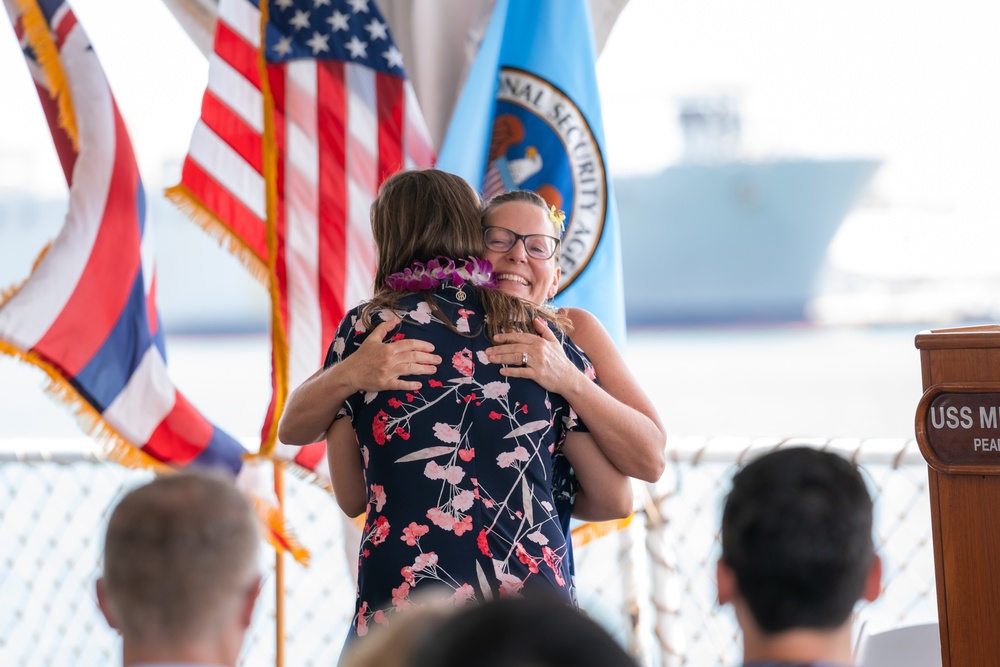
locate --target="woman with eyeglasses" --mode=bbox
[279,170,631,648]
[479,191,666,526]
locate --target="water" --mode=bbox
[627,323,929,439]
[2,191,997,442]
[0,323,947,443]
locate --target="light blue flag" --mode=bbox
[437,0,626,345]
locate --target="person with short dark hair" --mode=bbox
[717,447,882,667]
[96,472,262,667]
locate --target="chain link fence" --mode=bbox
[0,436,936,666]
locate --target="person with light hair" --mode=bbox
[96,472,262,667]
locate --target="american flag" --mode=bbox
[169,0,435,476]
[0,0,248,476]
[482,157,515,201]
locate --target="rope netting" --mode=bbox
[0,436,936,666]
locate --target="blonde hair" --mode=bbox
[482,190,564,262]
[481,190,570,330]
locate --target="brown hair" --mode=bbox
[363,170,561,338]
[101,472,260,643]
[371,169,484,289]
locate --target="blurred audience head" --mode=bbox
[406,595,636,667]
[97,471,261,666]
[339,602,454,667]
[718,447,881,662]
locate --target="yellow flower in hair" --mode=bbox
[548,205,566,233]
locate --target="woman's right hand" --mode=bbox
[279,319,442,445]
[344,319,442,393]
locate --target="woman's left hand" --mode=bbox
[485,317,583,394]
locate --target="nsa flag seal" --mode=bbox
[437,0,625,344]
[483,68,608,291]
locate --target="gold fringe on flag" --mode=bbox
[0,339,172,472]
[163,184,270,284]
[0,280,23,309]
[283,459,334,494]
[9,0,312,569]
[1,241,53,308]
[14,0,78,151]
[252,495,311,566]
[571,514,635,550]
[241,451,333,493]
[0,339,312,565]
[257,0,288,459]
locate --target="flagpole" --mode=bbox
[257,0,286,659]
[274,460,286,667]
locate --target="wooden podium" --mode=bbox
[915,325,1000,667]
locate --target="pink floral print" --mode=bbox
[326,287,596,639]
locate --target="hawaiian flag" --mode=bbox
[436,0,626,345]
[0,0,248,476]
[168,0,434,478]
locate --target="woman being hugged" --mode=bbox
[313,170,628,642]
[481,190,666,520]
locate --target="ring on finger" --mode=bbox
[522,352,529,366]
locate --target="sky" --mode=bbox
[597,0,1000,214]
[596,0,1000,292]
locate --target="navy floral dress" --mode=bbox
[325,284,595,638]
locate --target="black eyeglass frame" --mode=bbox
[482,226,561,260]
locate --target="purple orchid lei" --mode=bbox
[384,256,498,292]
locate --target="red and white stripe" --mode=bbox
[0,13,113,353]
[1,0,245,472]
[179,0,268,264]
[178,0,435,476]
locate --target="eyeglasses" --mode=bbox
[482,226,560,260]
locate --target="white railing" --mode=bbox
[0,436,936,667]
